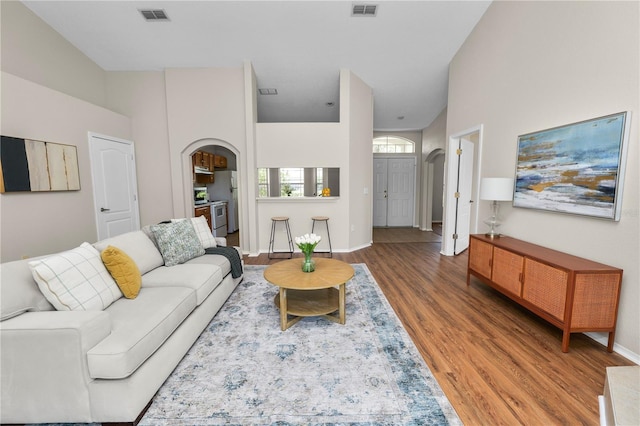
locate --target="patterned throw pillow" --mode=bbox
[28,242,122,311]
[172,216,217,249]
[101,245,142,299]
[151,220,205,267]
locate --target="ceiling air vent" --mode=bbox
[258,88,278,95]
[352,4,378,17]
[139,9,170,21]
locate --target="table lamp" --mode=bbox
[480,177,514,238]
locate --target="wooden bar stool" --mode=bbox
[268,216,294,259]
[311,216,332,257]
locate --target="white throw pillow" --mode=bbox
[172,217,217,249]
[29,242,122,311]
[190,216,217,249]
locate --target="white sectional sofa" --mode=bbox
[0,219,243,424]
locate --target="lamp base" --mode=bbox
[484,200,503,239]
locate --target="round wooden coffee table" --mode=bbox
[264,258,354,330]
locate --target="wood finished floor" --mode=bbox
[242,228,636,425]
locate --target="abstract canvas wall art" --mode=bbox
[514,112,630,221]
[0,136,80,193]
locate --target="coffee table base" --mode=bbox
[274,285,346,331]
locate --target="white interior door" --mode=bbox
[387,158,415,226]
[454,138,474,254]
[442,125,483,256]
[373,157,415,227]
[89,133,140,240]
[373,158,388,226]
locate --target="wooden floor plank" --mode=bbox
[242,229,635,425]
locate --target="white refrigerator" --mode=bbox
[209,171,238,233]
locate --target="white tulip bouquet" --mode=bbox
[295,233,322,256]
[295,233,322,272]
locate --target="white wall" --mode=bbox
[164,68,247,220]
[421,108,447,229]
[422,108,447,155]
[1,1,107,108]
[257,123,343,167]
[105,72,174,226]
[346,70,374,248]
[0,72,132,261]
[255,69,373,253]
[447,1,640,358]
[256,123,348,252]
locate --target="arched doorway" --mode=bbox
[183,139,241,249]
[423,148,445,232]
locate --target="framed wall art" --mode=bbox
[513,112,630,221]
[0,135,80,193]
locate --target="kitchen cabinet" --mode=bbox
[467,234,622,353]
[194,205,212,230]
[213,155,227,169]
[194,173,214,184]
[192,150,215,184]
[193,151,214,171]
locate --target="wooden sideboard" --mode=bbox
[467,234,622,353]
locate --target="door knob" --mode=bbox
[100,207,110,212]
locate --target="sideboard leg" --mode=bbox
[561,331,570,353]
[607,332,615,352]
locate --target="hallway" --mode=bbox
[372,224,442,244]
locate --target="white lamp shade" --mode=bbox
[480,177,514,201]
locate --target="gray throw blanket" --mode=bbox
[204,246,243,278]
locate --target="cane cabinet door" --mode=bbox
[492,247,524,296]
[522,259,568,321]
[469,237,493,280]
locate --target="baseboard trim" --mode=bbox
[584,332,640,364]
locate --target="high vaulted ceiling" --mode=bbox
[22,1,491,131]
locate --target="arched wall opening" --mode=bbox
[181,138,243,251]
[423,148,445,231]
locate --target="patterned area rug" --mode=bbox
[140,264,460,425]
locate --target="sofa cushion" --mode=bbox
[0,257,54,321]
[173,216,217,249]
[141,224,160,250]
[93,231,164,275]
[142,264,223,305]
[28,243,122,311]
[151,220,205,267]
[87,286,196,379]
[101,246,141,299]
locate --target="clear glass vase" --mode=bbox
[301,252,315,273]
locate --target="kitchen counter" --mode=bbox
[257,196,340,202]
[194,200,227,207]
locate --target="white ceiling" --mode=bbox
[22,1,491,131]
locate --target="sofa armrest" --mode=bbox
[215,237,227,246]
[0,311,111,423]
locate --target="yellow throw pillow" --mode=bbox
[101,245,141,299]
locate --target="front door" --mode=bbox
[89,133,140,240]
[373,159,388,227]
[387,158,415,226]
[373,157,415,227]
